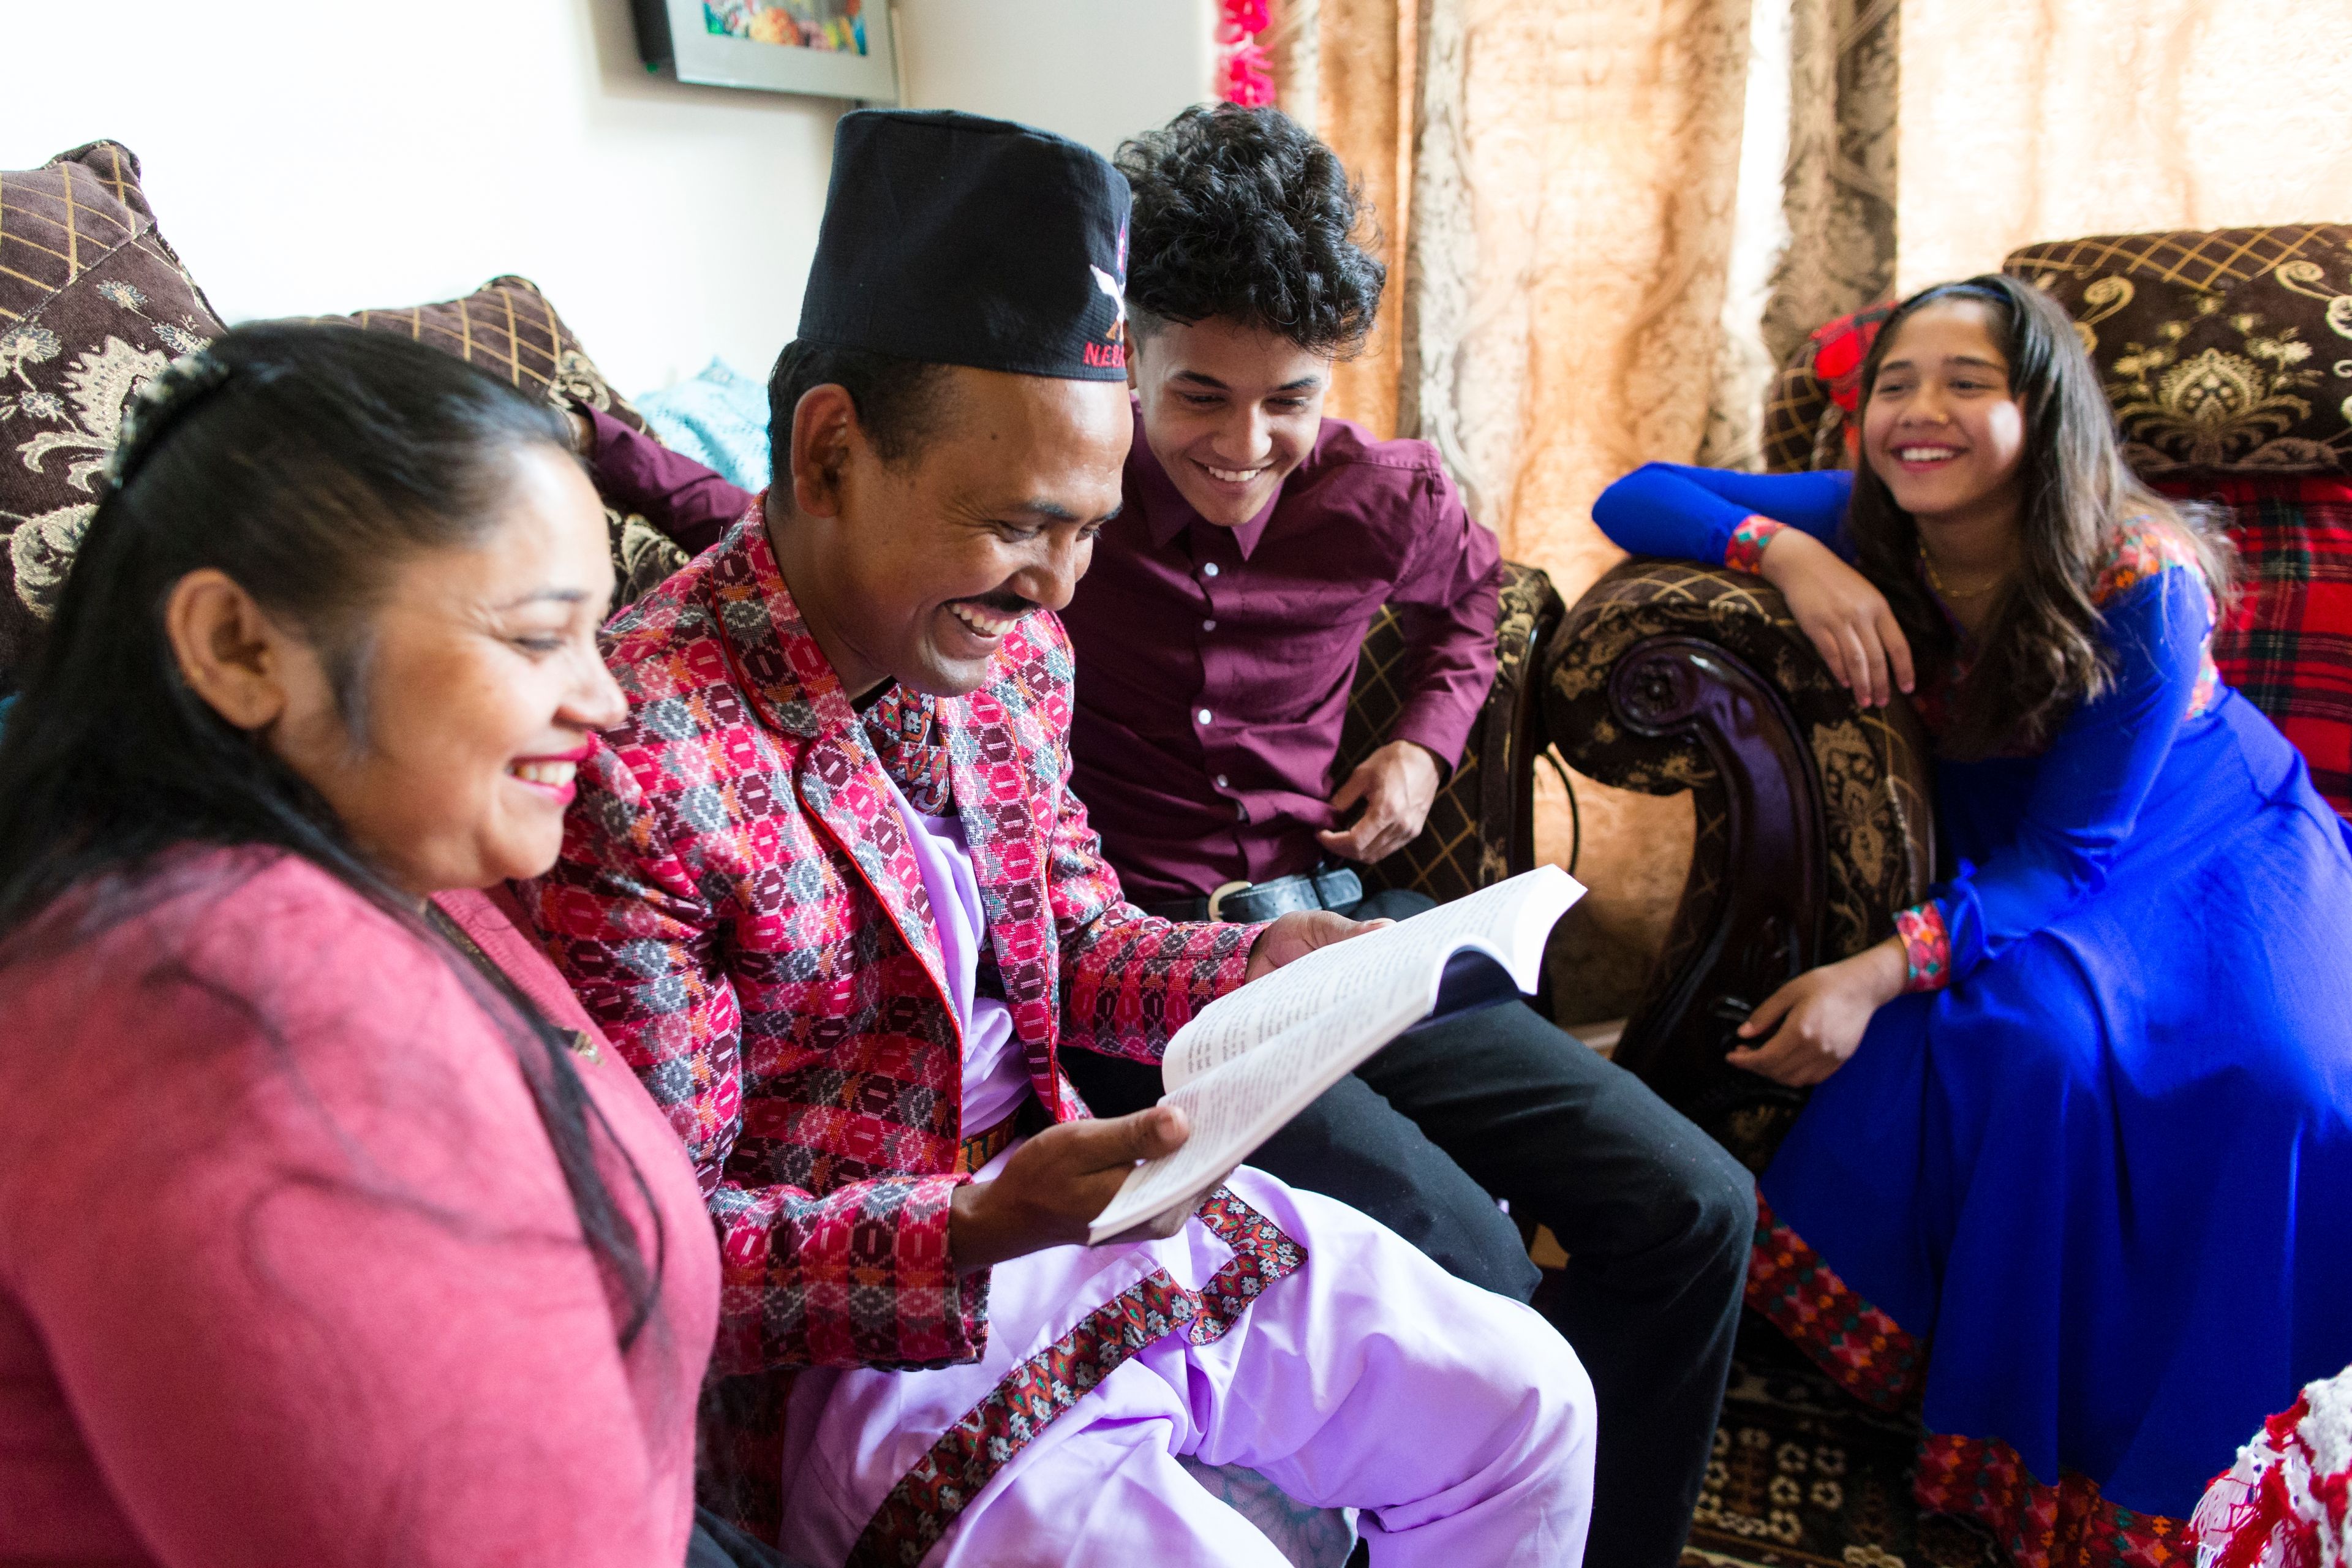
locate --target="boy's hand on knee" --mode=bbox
[1317,740,1442,863]
[949,1106,1200,1269]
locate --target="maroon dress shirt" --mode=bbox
[576,401,1500,905]
[1063,411,1499,903]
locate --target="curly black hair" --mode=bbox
[1117,105,1385,357]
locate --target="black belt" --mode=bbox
[1145,864,1364,924]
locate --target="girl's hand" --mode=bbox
[1728,938,1907,1087]
[1758,528,1916,708]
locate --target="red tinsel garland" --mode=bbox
[1216,0,1276,106]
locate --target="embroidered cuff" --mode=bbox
[1724,514,1786,576]
[1893,902,1951,992]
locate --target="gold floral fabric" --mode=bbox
[2003,226,2352,477]
[0,141,224,688]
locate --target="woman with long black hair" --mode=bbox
[0,324,765,1564]
[1594,276,2352,1564]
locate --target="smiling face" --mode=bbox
[772,364,1131,700]
[1860,298,2030,532]
[1129,315,1331,528]
[264,445,625,894]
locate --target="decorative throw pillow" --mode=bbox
[2004,226,2352,477]
[323,277,684,606]
[0,141,225,689]
[322,276,654,435]
[635,356,773,491]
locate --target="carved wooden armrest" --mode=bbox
[1540,558,1935,1169]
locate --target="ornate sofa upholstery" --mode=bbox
[1547,224,2352,1167]
[1338,560,1567,907]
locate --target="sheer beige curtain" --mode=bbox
[1275,0,1774,1014]
[1273,0,2352,1016]
[1896,0,2352,290]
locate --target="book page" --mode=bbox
[1088,867,1583,1241]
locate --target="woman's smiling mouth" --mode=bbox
[1892,443,1965,469]
[507,744,591,802]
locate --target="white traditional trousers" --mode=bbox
[776,1158,1595,1567]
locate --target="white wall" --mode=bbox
[897,0,1217,162]
[3,1,1216,396]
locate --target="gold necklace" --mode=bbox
[1918,545,2005,601]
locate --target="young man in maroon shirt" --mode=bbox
[573,107,1751,1568]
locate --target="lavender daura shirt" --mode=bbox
[576,401,1502,907]
[883,776,1035,1136]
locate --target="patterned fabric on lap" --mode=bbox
[2187,1365,2352,1568]
[2157,476,2352,816]
[848,1187,1305,1568]
[1746,1191,2191,1568]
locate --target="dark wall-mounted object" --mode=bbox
[631,0,901,102]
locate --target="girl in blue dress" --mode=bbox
[1594,275,2352,1567]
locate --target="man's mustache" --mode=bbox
[959,591,1039,617]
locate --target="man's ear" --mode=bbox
[790,383,859,519]
[164,568,293,732]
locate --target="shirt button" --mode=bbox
[1202,618,1217,631]
[1202,562,1220,578]
[1197,708,1213,725]
[1216,773,1230,788]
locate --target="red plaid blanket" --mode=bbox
[2156,476,2352,817]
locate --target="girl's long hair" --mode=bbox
[0,321,663,1349]
[1844,274,2233,758]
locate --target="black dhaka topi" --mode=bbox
[797,109,1132,381]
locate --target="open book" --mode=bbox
[1087,865,1586,1243]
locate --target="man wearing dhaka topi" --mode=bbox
[517,110,1593,1566]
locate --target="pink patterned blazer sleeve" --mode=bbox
[522,743,984,1376]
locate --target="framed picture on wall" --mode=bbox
[630,0,901,103]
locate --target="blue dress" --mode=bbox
[1594,463,2352,1528]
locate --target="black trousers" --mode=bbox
[1061,888,1757,1568]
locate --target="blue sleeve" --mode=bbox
[1935,568,2211,978]
[1592,464,1855,564]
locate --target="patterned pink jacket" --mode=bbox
[517,507,1257,1378]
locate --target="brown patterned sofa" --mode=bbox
[1547,224,2352,1169]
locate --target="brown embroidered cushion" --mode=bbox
[0,141,225,689]
[2002,226,2352,477]
[321,276,653,435]
[322,279,685,606]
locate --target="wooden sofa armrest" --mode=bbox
[1541,558,1936,1169]
[1338,560,1567,905]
